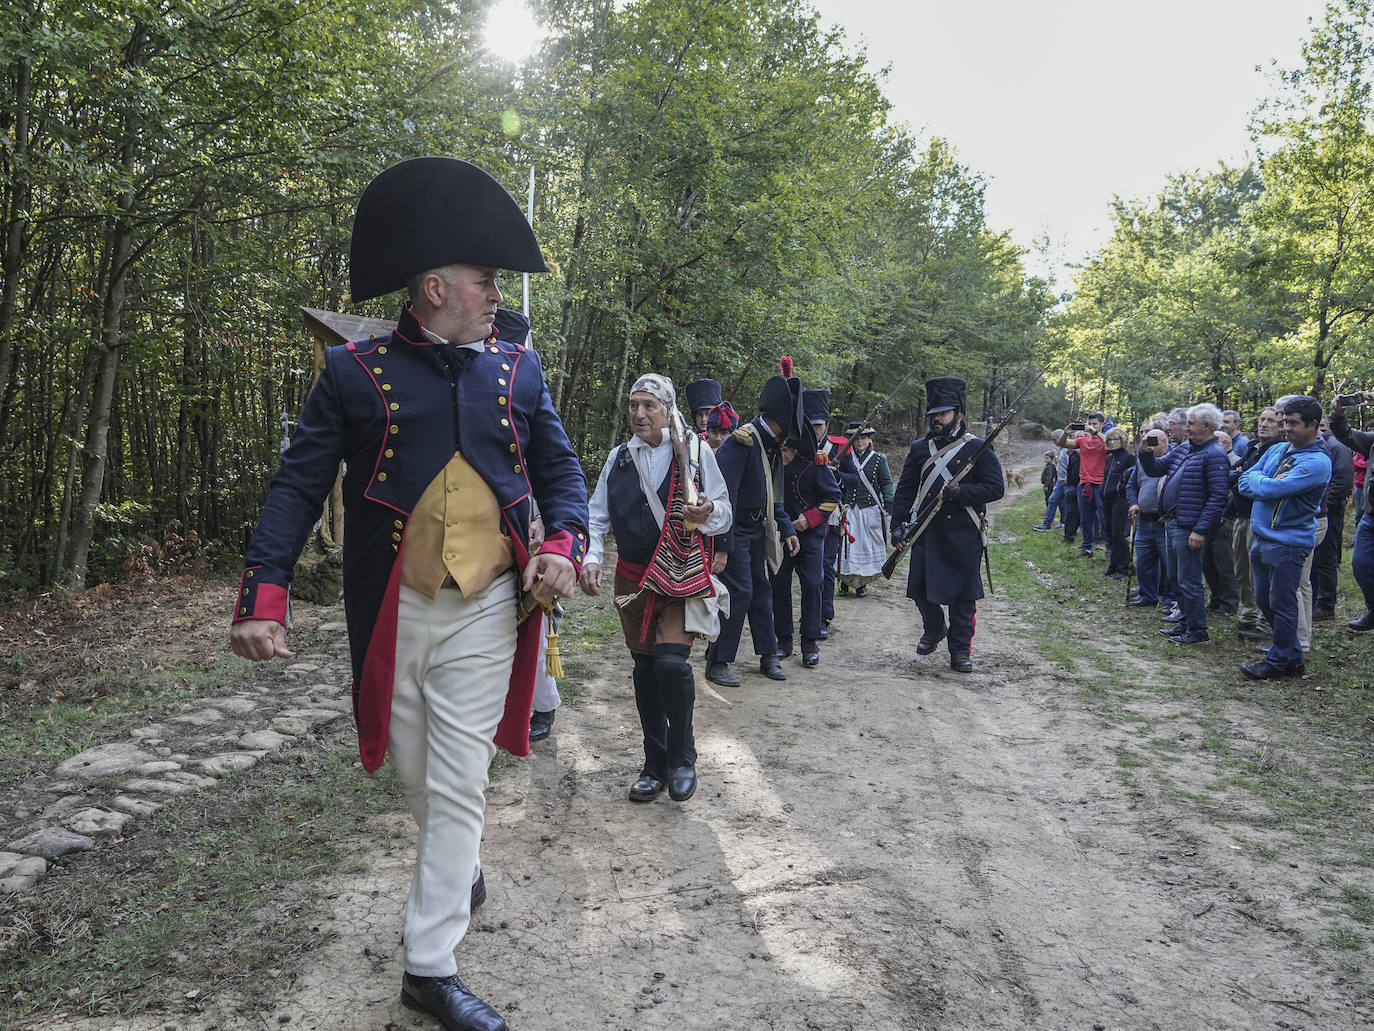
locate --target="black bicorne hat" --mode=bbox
[758,376,793,426]
[925,376,967,415]
[846,420,876,436]
[684,378,723,413]
[759,375,813,458]
[349,157,548,303]
[802,388,831,425]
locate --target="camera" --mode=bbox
[1335,392,1369,407]
[1146,431,1165,446]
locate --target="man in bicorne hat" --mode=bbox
[229,157,589,1031]
[890,376,1004,672]
[804,388,860,632]
[685,378,724,435]
[706,368,804,686]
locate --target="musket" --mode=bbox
[830,362,924,468]
[725,339,767,406]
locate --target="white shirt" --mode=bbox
[586,431,732,567]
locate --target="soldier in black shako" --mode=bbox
[890,377,1004,672]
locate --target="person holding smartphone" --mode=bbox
[1060,413,1108,557]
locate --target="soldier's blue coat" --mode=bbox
[235,303,588,769]
[891,433,1004,604]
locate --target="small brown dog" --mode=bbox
[1006,468,1026,488]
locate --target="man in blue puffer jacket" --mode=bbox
[1237,395,1332,679]
[1138,403,1231,644]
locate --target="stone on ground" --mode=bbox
[53,742,155,782]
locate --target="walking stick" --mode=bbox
[1124,513,1138,607]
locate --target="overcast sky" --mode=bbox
[806,0,1331,287]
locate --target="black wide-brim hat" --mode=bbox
[802,388,831,425]
[846,420,876,436]
[925,376,967,415]
[349,157,548,303]
[685,378,723,413]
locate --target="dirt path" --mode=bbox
[48,479,1371,1031]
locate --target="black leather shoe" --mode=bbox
[839,583,850,596]
[1159,624,1187,637]
[950,653,974,673]
[775,637,794,658]
[401,972,507,1031]
[1170,630,1210,645]
[760,656,788,680]
[817,622,831,639]
[1241,658,1293,680]
[706,661,740,687]
[1313,606,1334,621]
[470,869,486,912]
[1350,610,1374,632]
[668,765,697,801]
[801,641,820,667]
[528,709,554,743]
[628,774,666,802]
[855,586,868,598]
[916,630,947,655]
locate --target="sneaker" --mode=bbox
[1237,625,1272,642]
[1162,609,1185,624]
[1128,598,1157,608]
[1078,548,1093,558]
[1350,610,1374,632]
[1169,630,1210,645]
[1032,524,1054,532]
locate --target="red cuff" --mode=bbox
[232,567,288,625]
[802,507,823,529]
[538,529,586,574]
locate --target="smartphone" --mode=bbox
[1336,392,1368,407]
[1067,422,1086,431]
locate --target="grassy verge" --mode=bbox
[990,494,1374,908]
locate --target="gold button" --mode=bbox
[393,544,399,552]
[243,588,249,596]
[385,449,394,458]
[392,532,402,542]
[445,552,456,560]
[373,367,383,374]
[379,345,388,354]
[240,607,247,615]
[501,363,510,371]
[394,520,403,529]
[378,472,388,481]
[390,402,399,411]
[246,570,254,578]
[501,418,509,427]
[382,383,392,391]
[489,346,498,353]
[498,397,507,406]
[509,443,517,453]
[498,378,507,386]
[368,334,376,341]
[390,425,399,434]
[577,533,585,540]
[513,464,521,473]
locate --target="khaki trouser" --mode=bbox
[1234,519,1264,627]
[1297,517,1328,653]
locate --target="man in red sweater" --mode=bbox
[1062,412,1107,557]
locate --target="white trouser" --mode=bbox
[1297,517,1328,653]
[532,631,561,712]
[389,573,517,976]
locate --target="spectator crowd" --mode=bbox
[1034,395,1373,680]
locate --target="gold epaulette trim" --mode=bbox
[732,425,756,445]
